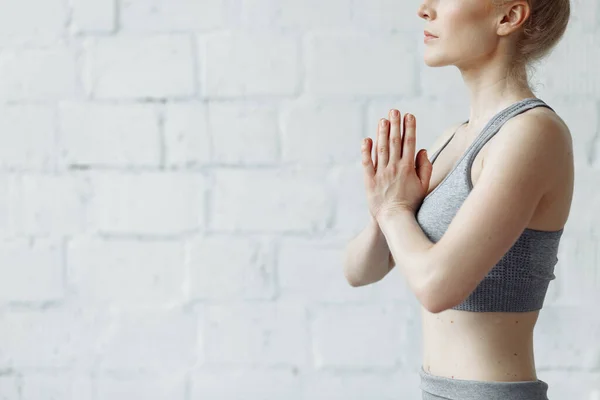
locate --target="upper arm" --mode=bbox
[421,116,569,313]
[387,120,468,271]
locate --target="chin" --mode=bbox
[423,54,449,68]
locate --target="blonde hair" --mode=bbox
[493,0,571,89]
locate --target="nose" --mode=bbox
[417,1,434,20]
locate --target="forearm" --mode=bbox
[343,217,392,286]
[376,209,436,302]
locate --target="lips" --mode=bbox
[424,31,438,38]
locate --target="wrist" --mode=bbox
[376,207,415,228]
[369,213,379,226]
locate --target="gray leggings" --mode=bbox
[419,366,550,400]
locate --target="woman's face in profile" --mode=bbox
[417,0,501,68]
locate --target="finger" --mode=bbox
[415,149,433,190]
[388,109,402,163]
[362,138,375,179]
[373,130,378,170]
[378,118,390,168]
[401,113,416,167]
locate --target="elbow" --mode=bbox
[347,278,364,288]
[419,289,455,314]
[342,249,376,288]
[342,259,366,287]
[344,271,361,287]
[419,289,444,314]
[344,274,368,288]
[421,296,453,314]
[343,267,370,287]
[417,271,460,314]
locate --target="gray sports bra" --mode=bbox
[415,97,564,312]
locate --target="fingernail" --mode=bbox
[407,114,414,122]
[391,109,399,118]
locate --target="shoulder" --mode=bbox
[486,106,572,187]
[492,106,571,160]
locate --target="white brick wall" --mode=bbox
[0,0,598,399]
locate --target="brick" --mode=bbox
[190,369,301,400]
[240,0,353,30]
[70,0,116,34]
[0,0,66,46]
[95,374,186,400]
[280,100,363,166]
[305,32,417,96]
[67,238,186,306]
[95,307,197,372]
[83,35,195,99]
[565,166,600,236]
[353,0,422,32]
[328,164,374,236]
[310,304,408,369]
[20,373,93,400]
[5,173,89,236]
[0,237,64,304]
[86,171,205,234]
[202,33,300,97]
[164,102,211,167]
[0,105,56,170]
[553,234,600,306]
[58,102,161,167]
[535,304,600,370]
[540,370,600,400]
[121,0,228,32]
[548,99,598,166]
[210,169,332,233]
[302,370,421,400]
[0,46,80,101]
[0,375,19,399]
[278,237,376,303]
[187,235,276,300]
[210,101,279,165]
[0,307,111,369]
[203,303,310,367]
[570,0,600,33]
[537,27,600,97]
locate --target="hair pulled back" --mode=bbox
[493,0,571,87]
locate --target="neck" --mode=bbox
[458,56,535,129]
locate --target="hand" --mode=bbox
[361,109,432,220]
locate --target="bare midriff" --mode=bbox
[421,307,540,382]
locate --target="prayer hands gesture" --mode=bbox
[362,109,433,220]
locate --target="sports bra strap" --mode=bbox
[429,121,468,164]
[464,98,555,166]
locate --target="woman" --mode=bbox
[346,0,574,399]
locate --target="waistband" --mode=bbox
[419,366,549,400]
